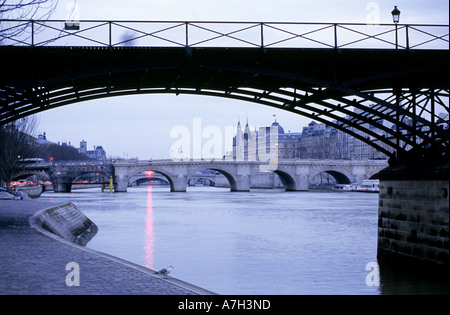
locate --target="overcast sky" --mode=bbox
[31,0,449,159]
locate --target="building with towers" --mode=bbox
[231,115,390,161]
[79,139,107,161]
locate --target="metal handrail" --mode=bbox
[1,19,449,49]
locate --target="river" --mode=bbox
[39,186,448,295]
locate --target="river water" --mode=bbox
[39,186,448,295]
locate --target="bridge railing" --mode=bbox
[0,20,448,49]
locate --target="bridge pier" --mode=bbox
[229,165,251,192]
[171,176,187,192]
[291,175,309,191]
[113,162,139,192]
[114,177,128,192]
[376,159,449,273]
[53,182,72,193]
[230,180,250,192]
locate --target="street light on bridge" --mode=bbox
[391,6,401,49]
[391,6,401,23]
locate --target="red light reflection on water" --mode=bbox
[144,185,155,269]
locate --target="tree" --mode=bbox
[0,0,58,19]
[0,116,38,190]
[36,142,89,161]
[0,0,59,43]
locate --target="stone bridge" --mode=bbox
[19,159,387,192]
[113,159,387,192]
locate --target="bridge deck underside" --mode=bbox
[1,47,449,158]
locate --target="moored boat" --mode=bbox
[332,184,357,191]
[356,179,379,193]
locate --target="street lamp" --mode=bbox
[391,6,401,23]
[391,6,401,49]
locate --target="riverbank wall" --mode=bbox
[377,160,449,274]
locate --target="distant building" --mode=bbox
[232,119,255,161]
[79,139,87,154]
[231,112,392,161]
[297,121,344,159]
[36,132,54,145]
[232,118,302,161]
[78,140,107,161]
[270,120,302,160]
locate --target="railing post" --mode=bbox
[405,25,409,50]
[260,23,264,48]
[31,20,34,46]
[185,22,189,47]
[334,23,338,49]
[108,21,112,47]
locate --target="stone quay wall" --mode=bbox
[378,179,449,272]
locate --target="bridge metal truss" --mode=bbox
[1,20,449,161]
[179,85,450,158]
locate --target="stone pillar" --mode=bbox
[351,165,366,184]
[232,164,251,192]
[293,165,310,191]
[376,160,449,273]
[114,176,128,192]
[169,164,188,192]
[112,162,131,192]
[53,182,72,193]
[231,177,250,192]
[291,175,309,191]
[171,175,187,192]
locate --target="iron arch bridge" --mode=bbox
[1,20,449,161]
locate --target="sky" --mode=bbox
[27,0,449,159]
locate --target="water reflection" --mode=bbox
[144,185,155,269]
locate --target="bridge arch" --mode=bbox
[272,170,297,191]
[321,170,351,185]
[1,43,448,160]
[186,170,218,187]
[129,172,170,186]
[188,167,238,191]
[137,168,179,192]
[310,168,353,185]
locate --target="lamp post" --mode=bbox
[391,6,401,155]
[391,6,401,49]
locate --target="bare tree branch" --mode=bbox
[0,0,58,19]
[0,0,59,44]
[0,116,38,190]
